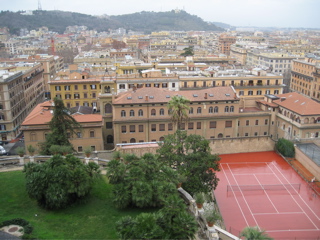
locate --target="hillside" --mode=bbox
[0,10,223,35]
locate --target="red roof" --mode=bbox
[273,92,320,115]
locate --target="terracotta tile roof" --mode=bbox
[256,100,278,108]
[273,92,320,115]
[113,86,238,105]
[22,101,102,126]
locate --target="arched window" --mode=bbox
[225,106,229,112]
[105,103,112,114]
[214,106,219,113]
[197,107,202,114]
[159,108,164,115]
[218,133,223,138]
[121,110,126,117]
[230,106,234,112]
[119,84,125,89]
[130,138,136,143]
[138,109,143,116]
[151,109,156,116]
[304,118,309,124]
[189,107,193,114]
[107,135,113,143]
[159,136,165,141]
[30,132,37,141]
[209,107,213,113]
[130,110,135,117]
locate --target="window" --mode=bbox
[189,107,194,114]
[64,85,70,91]
[230,106,234,112]
[188,122,194,130]
[105,104,112,114]
[246,120,249,126]
[245,133,249,137]
[74,85,78,90]
[255,120,259,125]
[151,124,156,131]
[130,125,135,133]
[78,146,83,152]
[121,126,126,133]
[254,132,258,136]
[197,122,201,129]
[90,131,95,137]
[121,110,126,117]
[106,122,113,129]
[180,123,185,130]
[214,106,219,113]
[225,121,232,128]
[92,93,96,98]
[151,109,156,116]
[119,84,125,89]
[107,135,113,143]
[138,109,143,116]
[130,138,136,143]
[218,133,223,138]
[83,85,87,90]
[197,107,202,114]
[265,119,268,125]
[139,125,144,132]
[168,123,173,131]
[248,90,253,95]
[257,90,262,95]
[159,108,164,115]
[159,136,165,141]
[65,94,71,99]
[159,124,165,131]
[209,107,213,113]
[130,110,135,117]
[84,93,88,98]
[172,83,176,88]
[74,94,80,99]
[239,91,244,96]
[225,106,229,112]
[274,90,279,94]
[77,132,82,138]
[90,84,97,89]
[210,121,217,128]
[264,132,268,136]
[55,86,61,91]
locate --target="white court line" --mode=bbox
[222,162,271,164]
[227,163,260,227]
[267,229,319,233]
[267,162,319,229]
[271,162,320,222]
[253,174,279,213]
[233,173,274,175]
[253,212,304,215]
[220,164,249,226]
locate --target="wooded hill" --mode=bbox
[0,10,223,35]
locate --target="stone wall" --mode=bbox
[209,136,275,155]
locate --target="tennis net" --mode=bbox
[227,183,301,192]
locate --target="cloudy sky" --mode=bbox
[1,0,319,28]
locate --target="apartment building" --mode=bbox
[218,34,236,55]
[112,86,272,144]
[179,68,284,98]
[21,101,104,152]
[0,63,44,141]
[290,57,320,102]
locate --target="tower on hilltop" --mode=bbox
[38,0,42,10]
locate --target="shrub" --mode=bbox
[15,147,26,156]
[275,138,295,157]
[0,218,33,237]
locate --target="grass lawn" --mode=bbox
[0,170,156,239]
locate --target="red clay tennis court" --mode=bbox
[214,151,320,239]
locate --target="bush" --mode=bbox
[275,138,295,157]
[23,154,100,209]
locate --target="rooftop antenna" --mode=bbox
[38,0,42,10]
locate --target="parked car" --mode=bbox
[0,146,7,155]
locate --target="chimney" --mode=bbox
[280,97,286,102]
[204,93,208,99]
[145,95,148,101]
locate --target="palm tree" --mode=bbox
[240,226,273,240]
[167,95,190,131]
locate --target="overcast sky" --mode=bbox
[1,0,319,28]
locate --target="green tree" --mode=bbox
[158,131,220,195]
[23,154,100,209]
[240,226,273,240]
[38,98,81,155]
[116,195,198,239]
[180,46,194,56]
[167,95,190,131]
[275,138,295,157]
[106,153,178,209]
